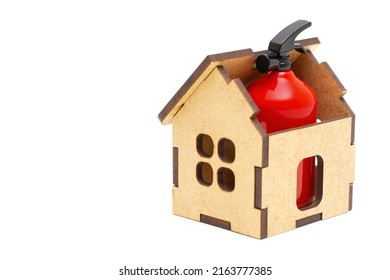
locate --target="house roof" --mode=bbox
[158,37,320,125]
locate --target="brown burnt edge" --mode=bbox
[260,208,268,239]
[173,147,178,186]
[200,214,231,230]
[296,213,322,228]
[348,183,353,211]
[254,167,268,239]
[254,167,263,209]
[158,38,320,124]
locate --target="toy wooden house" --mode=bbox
[158,38,355,239]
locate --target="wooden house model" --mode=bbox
[158,38,355,239]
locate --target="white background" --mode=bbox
[0,1,388,279]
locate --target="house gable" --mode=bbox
[171,65,268,238]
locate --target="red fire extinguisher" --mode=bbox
[247,20,317,209]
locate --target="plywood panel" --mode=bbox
[172,66,266,238]
[262,118,355,236]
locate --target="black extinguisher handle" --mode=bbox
[255,20,312,73]
[268,20,311,55]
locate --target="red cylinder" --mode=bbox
[247,70,317,208]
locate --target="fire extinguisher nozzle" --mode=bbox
[255,20,312,73]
